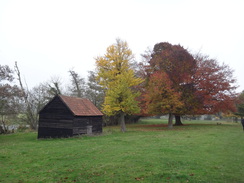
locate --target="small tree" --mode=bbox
[47,77,63,97]
[68,70,86,98]
[85,71,104,109]
[95,39,143,132]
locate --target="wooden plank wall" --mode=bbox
[38,127,73,138]
[39,96,74,129]
[38,97,74,138]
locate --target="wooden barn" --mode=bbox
[38,95,103,138]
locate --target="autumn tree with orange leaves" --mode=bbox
[139,42,197,127]
[142,71,183,128]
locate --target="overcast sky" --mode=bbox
[0,0,244,92]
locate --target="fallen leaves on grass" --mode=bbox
[135,177,144,181]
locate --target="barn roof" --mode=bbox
[59,95,103,116]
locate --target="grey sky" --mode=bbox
[0,0,243,92]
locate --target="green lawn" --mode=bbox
[0,119,243,183]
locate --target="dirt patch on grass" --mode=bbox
[129,123,222,132]
[139,124,169,128]
[131,124,190,131]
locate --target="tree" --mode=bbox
[139,43,237,127]
[142,71,183,128]
[139,42,196,127]
[68,70,86,98]
[192,54,237,115]
[19,83,51,129]
[47,77,63,97]
[85,71,104,109]
[95,39,143,132]
[0,64,23,133]
[15,62,39,130]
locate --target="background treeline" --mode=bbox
[1,39,244,134]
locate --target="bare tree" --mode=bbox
[23,83,51,128]
[14,62,39,130]
[46,76,63,97]
[68,70,85,98]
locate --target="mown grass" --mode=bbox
[0,119,243,183]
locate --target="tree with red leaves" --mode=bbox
[192,54,237,115]
[139,42,237,127]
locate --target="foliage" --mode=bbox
[139,42,197,126]
[139,42,238,127]
[0,120,243,182]
[141,70,184,128]
[193,54,237,114]
[142,71,182,115]
[95,39,143,132]
[149,42,196,87]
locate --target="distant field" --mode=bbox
[0,119,243,183]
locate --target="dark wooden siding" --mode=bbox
[90,116,103,133]
[39,96,74,129]
[38,127,73,138]
[38,97,74,138]
[72,116,103,135]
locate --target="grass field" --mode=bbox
[0,119,243,183]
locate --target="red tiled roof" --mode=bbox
[59,95,103,116]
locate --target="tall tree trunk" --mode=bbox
[119,112,126,132]
[175,115,183,126]
[1,115,8,133]
[15,62,37,130]
[168,113,173,129]
[69,70,82,97]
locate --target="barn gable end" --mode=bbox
[38,95,103,138]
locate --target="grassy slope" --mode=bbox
[0,119,243,183]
